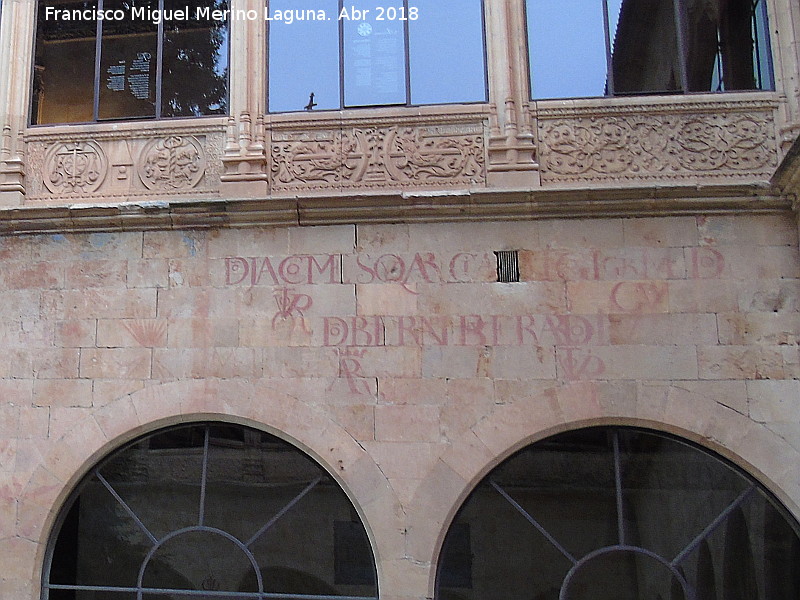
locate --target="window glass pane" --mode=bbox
[161,0,228,117]
[685,0,773,92]
[527,0,608,98]
[753,0,774,90]
[343,0,406,107]
[268,0,339,112]
[98,0,158,120]
[34,0,230,123]
[409,0,486,104]
[609,0,681,94]
[33,1,98,124]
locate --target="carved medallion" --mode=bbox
[43,141,107,194]
[139,135,205,190]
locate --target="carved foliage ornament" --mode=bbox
[271,124,485,190]
[537,112,776,181]
[43,141,107,194]
[139,135,206,190]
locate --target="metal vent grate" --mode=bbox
[494,250,520,283]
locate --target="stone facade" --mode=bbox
[2,215,800,600]
[1,0,800,599]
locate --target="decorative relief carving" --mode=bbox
[387,127,484,183]
[203,131,224,185]
[139,135,205,190]
[43,141,107,194]
[271,122,485,191]
[536,108,777,183]
[25,126,223,200]
[272,131,345,185]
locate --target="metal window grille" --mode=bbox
[43,423,378,600]
[437,427,799,600]
[494,250,520,283]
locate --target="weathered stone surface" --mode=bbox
[623,217,699,248]
[80,348,152,379]
[1,212,799,600]
[698,345,786,380]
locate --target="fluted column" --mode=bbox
[0,0,36,204]
[220,0,269,193]
[483,0,539,186]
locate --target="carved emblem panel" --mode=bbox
[271,119,485,192]
[139,136,205,190]
[536,100,778,184]
[43,141,107,194]
[26,125,224,202]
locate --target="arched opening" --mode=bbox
[436,426,800,600]
[42,422,378,600]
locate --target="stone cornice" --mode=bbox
[0,183,789,234]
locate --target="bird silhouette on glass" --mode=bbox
[304,92,317,111]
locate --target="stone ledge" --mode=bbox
[0,183,789,235]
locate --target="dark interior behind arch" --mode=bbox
[43,422,378,600]
[436,426,800,600]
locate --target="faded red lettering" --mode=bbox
[516,315,540,345]
[543,315,594,345]
[225,257,249,285]
[449,253,476,282]
[375,254,405,283]
[459,315,487,346]
[398,316,420,346]
[558,347,605,380]
[421,317,449,346]
[323,317,349,346]
[253,257,280,285]
[308,255,339,284]
[610,282,668,312]
[355,254,377,283]
[351,316,381,346]
[690,247,725,279]
[405,253,441,284]
[278,256,307,284]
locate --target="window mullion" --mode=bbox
[672,0,689,91]
[602,0,615,96]
[403,0,410,105]
[613,431,625,545]
[155,0,165,118]
[339,0,345,108]
[93,0,104,121]
[198,425,210,526]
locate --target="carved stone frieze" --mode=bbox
[139,135,205,190]
[535,101,779,183]
[271,120,485,191]
[25,125,225,201]
[43,141,107,194]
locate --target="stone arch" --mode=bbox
[406,381,800,596]
[21,379,402,599]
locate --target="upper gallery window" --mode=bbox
[43,422,378,600]
[526,0,773,99]
[268,0,487,112]
[31,0,229,125]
